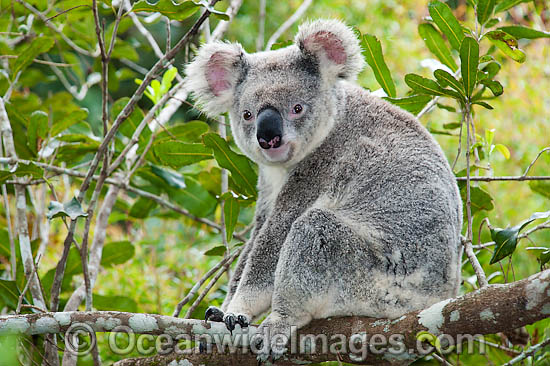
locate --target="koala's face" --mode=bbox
[186,19,365,167]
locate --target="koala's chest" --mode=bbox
[259,165,289,207]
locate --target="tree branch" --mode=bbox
[0,270,548,366]
[265,0,313,51]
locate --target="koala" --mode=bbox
[185,19,462,360]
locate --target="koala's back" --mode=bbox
[272,81,462,318]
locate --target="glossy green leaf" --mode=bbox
[490,211,550,264]
[0,162,44,184]
[418,23,458,71]
[458,182,494,217]
[498,26,550,39]
[224,194,240,242]
[482,61,501,79]
[203,133,258,197]
[481,79,503,96]
[476,0,495,25]
[404,74,445,96]
[361,34,396,98]
[101,241,135,267]
[46,197,88,220]
[384,95,432,114]
[12,37,54,80]
[150,165,187,189]
[50,109,89,137]
[434,69,465,97]
[494,0,530,13]
[93,294,138,313]
[485,30,526,63]
[170,176,217,217]
[473,101,494,109]
[204,245,228,256]
[153,141,212,169]
[154,121,210,144]
[460,37,479,98]
[131,0,201,21]
[485,18,500,28]
[428,1,465,50]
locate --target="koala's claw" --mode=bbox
[237,314,249,328]
[223,313,236,334]
[204,306,224,322]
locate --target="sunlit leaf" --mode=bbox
[150,165,187,189]
[170,176,217,217]
[153,141,212,169]
[204,245,227,256]
[418,23,458,71]
[384,95,432,114]
[12,37,54,80]
[460,37,479,98]
[224,194,240,242]
[476,0,495,25]
[494,0,531,13]
[131,0,201,21]
[361,34,396,98]
[485,30,526,63]
[428,1,465,50]
[203,133,257,197]
[405,74,445,96]
[498,26,550,39]
[434,69,465,97]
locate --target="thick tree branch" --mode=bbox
[0,270,548,365]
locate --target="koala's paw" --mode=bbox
[204,307,249,334]
[253,314,291,364]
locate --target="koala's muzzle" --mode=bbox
[256,107,283,149]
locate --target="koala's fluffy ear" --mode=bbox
[295,19,365,81]
[185,42,246,116]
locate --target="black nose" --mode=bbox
[256,107,282,149]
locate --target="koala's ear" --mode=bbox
[185,42,246,116]
[295,19,365,81]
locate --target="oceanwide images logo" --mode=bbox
[65,323,485,359]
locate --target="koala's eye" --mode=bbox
[292,104,303,114]
[243,110,253,120]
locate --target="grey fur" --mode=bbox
[186,19,462,359]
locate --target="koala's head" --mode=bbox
[186,19,365,167]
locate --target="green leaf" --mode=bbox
[204,245,227,256]
[150,165,187,189]
[494,0,530,13]
[529,180,550,200]
[477,0,496,25]
[361,34,396,98]
[93,294,138,313]
[384,95,432,114]
[46,197,88,220]
[0,162,44,184]
[0,280,20,310]
[418,23,458,72]
[404,74,445,96]
[428,1,465,50]
[101,241,135,267]
[497,26,550,39]
[485,128,495,146]
[27,111,48,155]
[131,0,201,21]
[434,69,465,97]
[472,101,494,109]
[50,109,89,137]
[482,61,501,79]
[224,195,240,242]
[485,18,500,28]
[129,197,157,218]
[153,141,212,169]
[494,144,510,159]
[170,176,217,217]
[443,122,462,129]
[202,133,258,197]
[438,104,457,112]
[490,211,550,264]
[540,249,550,266]
[485,30,526,63]
[460,37,479,98]
[481,79,503,96]
[458,182,494,217]
[154,121,210,145]
[11,37,54,80]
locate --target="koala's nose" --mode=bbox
[256,107,283,149]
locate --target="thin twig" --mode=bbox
[501,338,550,366]
[256,0,266,51]
[522,147,550,177]
[265,0,313,51]
[0,55,73,67]
[172,249,241,317]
